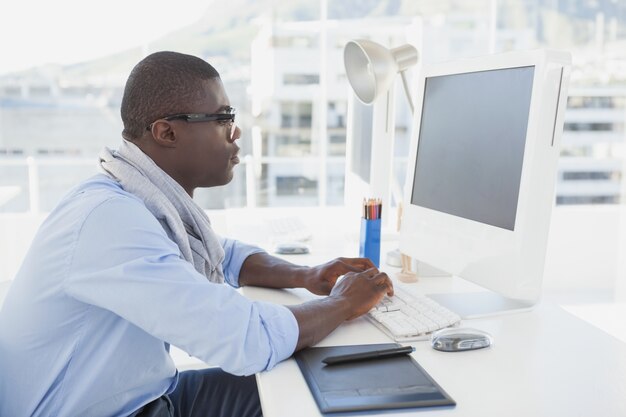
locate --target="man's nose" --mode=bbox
[230,124,241,142]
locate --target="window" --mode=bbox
[280,101,313,129]
[564,122,619,132]
[567,96,626,109]
[557,195,619,205]
[328,134,346,156]
[272,36,317,48]
[275,134,312,157]
[327,101,346,128]
[283,74,319,85]
[276,176,317,197]
[2,86,21,97]
[562,171,619,181]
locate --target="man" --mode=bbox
[0,51,393,417]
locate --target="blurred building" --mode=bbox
[249,17,419,207]
[1,6,625,212]
[559,87,626,204]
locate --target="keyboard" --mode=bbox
[367,286,461,342]
[266,216,312,243]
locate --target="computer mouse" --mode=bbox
[430,327,492,352]
[273,241,310,255]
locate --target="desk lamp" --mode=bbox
[344,39,418,281]
[344,40,417,112]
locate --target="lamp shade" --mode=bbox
[344,39,418,104]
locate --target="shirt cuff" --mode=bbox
[220,238,266,288]
[254,301,299,371]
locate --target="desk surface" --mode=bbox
[215,207,626,416]
[242,274,626,417]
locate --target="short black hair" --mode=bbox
[120,51,220,140]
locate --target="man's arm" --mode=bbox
[238,251,375,295]
[238,251,309,288]
[237,247,392,352]
[286,268,393,351]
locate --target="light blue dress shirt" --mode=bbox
[0,174,299,417]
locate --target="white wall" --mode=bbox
[543,205,625,298]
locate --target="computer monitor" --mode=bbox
[399,50,571,318]
[344,90,397,226]
[344,91,375,199]
[344,90,404,229]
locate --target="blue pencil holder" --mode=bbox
[359,217,381,267]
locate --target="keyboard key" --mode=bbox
[366,286,461,341]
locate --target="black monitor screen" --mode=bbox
[410,66,534,231]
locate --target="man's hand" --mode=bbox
[329,267,394,320]
[302,257,376,296]
[287,267,393,350]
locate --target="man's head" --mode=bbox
[121,51,221,140]
[120,51,241,195]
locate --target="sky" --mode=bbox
[0,0,210,75]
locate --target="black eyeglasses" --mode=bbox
[147,107,237,133]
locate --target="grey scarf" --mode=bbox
[99,139,225,283]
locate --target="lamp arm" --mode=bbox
[400,70,415,114]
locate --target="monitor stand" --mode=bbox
[427,292,536,319]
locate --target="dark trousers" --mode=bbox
[133,368,263,417]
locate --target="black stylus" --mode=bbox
[322,346,415,365]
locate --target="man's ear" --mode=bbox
[149,121,178,148]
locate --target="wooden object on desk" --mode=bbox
[396,203,417,283]
[397,253,417,283]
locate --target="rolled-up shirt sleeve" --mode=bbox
[64,197,298,375]
[219,237,266,288]
[248,301,299,371]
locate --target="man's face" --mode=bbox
[168,78,241,191]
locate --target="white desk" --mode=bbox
[242,274,626,417]
[214,206,626,415]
